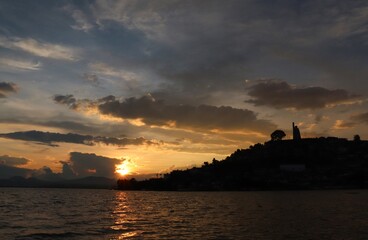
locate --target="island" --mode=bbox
[117,123,368,191]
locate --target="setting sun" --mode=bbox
[115,162,130,176]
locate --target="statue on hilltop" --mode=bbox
[293,122,301,140]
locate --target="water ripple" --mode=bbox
[0,189,367,239]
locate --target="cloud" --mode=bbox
[0,36,79,61]
[87,0,368,101]
[314,115,329,124]
[0,82,17,98]
[92,1,368,47]
[82,73,99,85]
[0,153,120,179]
[0,82,17,93]
[63,4,94,32]
[89,62,137,81]
[64,152,123,178]
[0,155,30,166]
[0,130,91,147]
[0,156,119,179]
[54,94,276,134]
[246,80,360,110]
[53,94,78,109]
[0,130,158,147]
[0,118,98,135]
[0,57,41,71]
[352,112,368,124]
[92,1,170,42]
[60,161,76,179]
[332,120,355,130]
[42,120,97,133]
[325,4,368,40]
[91,1,253,93]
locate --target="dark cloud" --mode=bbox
[0,130,93,146]
[64,152,123,178]
[0,118,98,135]
[55,94,276,134]
[98,95,116,102]
[103,95,275,133]
[246,80,360,110]
[352,112,368,124]
[0,82,17,92]
[0,130,157,147]
[90,0,368,99]
[53,94,78,109]
[0,155,30,166]
[0,82,17,98]
[60,161,76,179]
[0,153,120,179]
[53,94,96,111]
[0,151,124,179]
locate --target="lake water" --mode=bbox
[0,188,367,239]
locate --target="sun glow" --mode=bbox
[115,162,130,176]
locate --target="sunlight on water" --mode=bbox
[111,192,134,237]
[0,189,368,239]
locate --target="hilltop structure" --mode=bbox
[292,122,301,140]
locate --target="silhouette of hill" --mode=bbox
[118,137,368,191]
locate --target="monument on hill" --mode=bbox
[292,122,301,140]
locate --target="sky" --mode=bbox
[0,0,367,180]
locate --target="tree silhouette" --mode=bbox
[354,134,361,142]
[271,130,286,141]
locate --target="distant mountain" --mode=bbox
[0,164,31,179]
[0,176,116,189]
[117,137,368,191]
[0,176,47,188]
[62,176,117,188]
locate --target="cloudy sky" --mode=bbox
[1,0,367,179]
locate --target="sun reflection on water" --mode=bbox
[111,191,141,239]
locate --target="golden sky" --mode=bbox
[1,1,368,179]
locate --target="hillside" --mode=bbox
[117,137,368,191]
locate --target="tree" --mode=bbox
[354,134,361,142]
[271,130,286,141]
